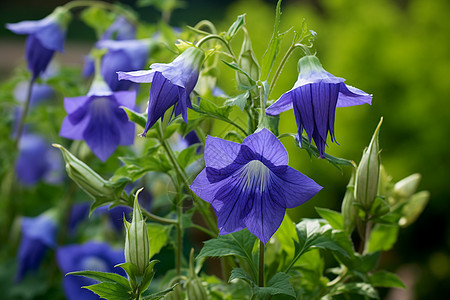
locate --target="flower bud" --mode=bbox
[124,188,150,275]
[354,118,382,212]
[398,190,430,227]
[341,172,358,233]
[53,144,117,202]
[236,29,260,88]
[391,173,421,205]
[378,164,394,202]
[185,248,207,300]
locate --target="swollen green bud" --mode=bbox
[185,248,207,300]
[378,164,394,202]
[124,188,150,275]
[354,118,383,212]
[53,144,116,202]
[391,173,422,205]
[236,29,260,88]
[341,172,358,233]
[398,191,430,227]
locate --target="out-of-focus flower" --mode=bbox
[96,39,152,91]
[59,74,136,162]
[118,46,205,135]
[95,205,132,232]
[16,133,63,186]
[83,16,136,77]
[57,242,125,300]
[6,7,71,79]
[190,128,322,243]
[68,202,90,234]
[266,55,372,158]
[16,213,57,281]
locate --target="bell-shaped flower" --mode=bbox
[266,55,372,158]
[16,213,57,281]
[16,134,64,186]
[6,7,71,79]
[118,46,205,136]
[190,129,322,243]
[59,74,136,162]
[57,242,125,300]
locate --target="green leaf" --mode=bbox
[142,284,178,300]
[228,268,254,285]
[254,272,295,298]
[67,271,130,288]
[198,229,258,279]
[224,91,249,111]
[221,60,256,87]
[260,0,282,80]
[177,144,201,169]
[115,262,139,289]
[369,271,405,288]
[147,223,172,258]
[331,282,379,299]
[370,197,390,218]
[122,107,147,129]
[226,14,246,40]
[192,99,232,119]
[367,223,399,253]
[80,7,115,37]
[84,282,132,300]
[315,207,344,230]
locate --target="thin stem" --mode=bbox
[268,41,298,96]
[176,188,182,276]
[63,0,139,27]
[119,198,177,225]
[194,20,217,34]
[195,34,237,61]
[14,77,35,148]
[259,240,265,287]
[258,83,266,126]
[358,214,371,254]
[191,224,216,238]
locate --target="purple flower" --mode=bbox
[16,213,57,281]
[59,80,136,162]
[95,205,132,232]
[118,46,205,136]
[96,39,152,91]
[6,7,71,79]
[57,242,125,300]
[190,129,322,243]
[15,134,64,186]
[266,55,372,158]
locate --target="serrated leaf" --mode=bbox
[331,282,379,299]
[224,91,249,111]
[228,268,254,285]
[367,223,399,253]
[315,207,344,230]
[67,271,130,288]
[226,14,246,40]
[84,282,132,300]
[122,107,147,129]
[192,99,232,119]
[147,223,172,259]
[369,271,405,288]
[142,284,178,300]
[254,272,295,298]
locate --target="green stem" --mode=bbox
[195,34,237,61]
[158,122,218,234]
[259,241,265,287]
[63,0,138,27]
[285,247,305,273]
[119,198,177,225]
[194,20,217,34]
[358,214,371,254]
[191,224,216,238]
[176,187,182,276]
[258,83,266,127]
[14,77,35,148]
[268,40,298,96]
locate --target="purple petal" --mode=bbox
[101,16,136,41]
[117,70,155,83]
[101,50,134,91]
[242,128,288,167]
[25,35,54,79]
[60,116,90,140]
[265,92,293,116]
[293,85,315,143]
[204,136,241,169]
[64,96,90,114]
[337,83,372,107]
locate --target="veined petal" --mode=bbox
[242,128,288,167]
[117,70,155,83]
[60,115,90,140]
[26,35,54,79]
[64,96,90,114]
[312,82,339,142]
[337,83,372,107]
[204,136,241,169]
[265,92,293,116]
[293,85,315,143]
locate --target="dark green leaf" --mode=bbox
[67,271,130,288]
[254,272,295,298]
[192,100,232,119]
[224,91,249,111]
[369,271,405,288]
[142,284,178,300]
[84,282,132,300]
[367,223,399,253]
[331,282,379,299]
[370,197,390,218]
[228,268,254,285]
[226,14,246,40]
[315,207,344,230]
[122,107,147,129]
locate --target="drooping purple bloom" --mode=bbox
[6,7,71,79]
[15,134,64,186]
[57,242,125,300]
[16,213,57,281]
[96,39,152,91]
[118,46,205,135]
[59,79,136,162]
[266,55,372,158]
[83,16,136,77]
[190,128,322,243]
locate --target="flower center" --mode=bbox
[242,160,270,192]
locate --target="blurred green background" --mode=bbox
[1,0,449,298]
